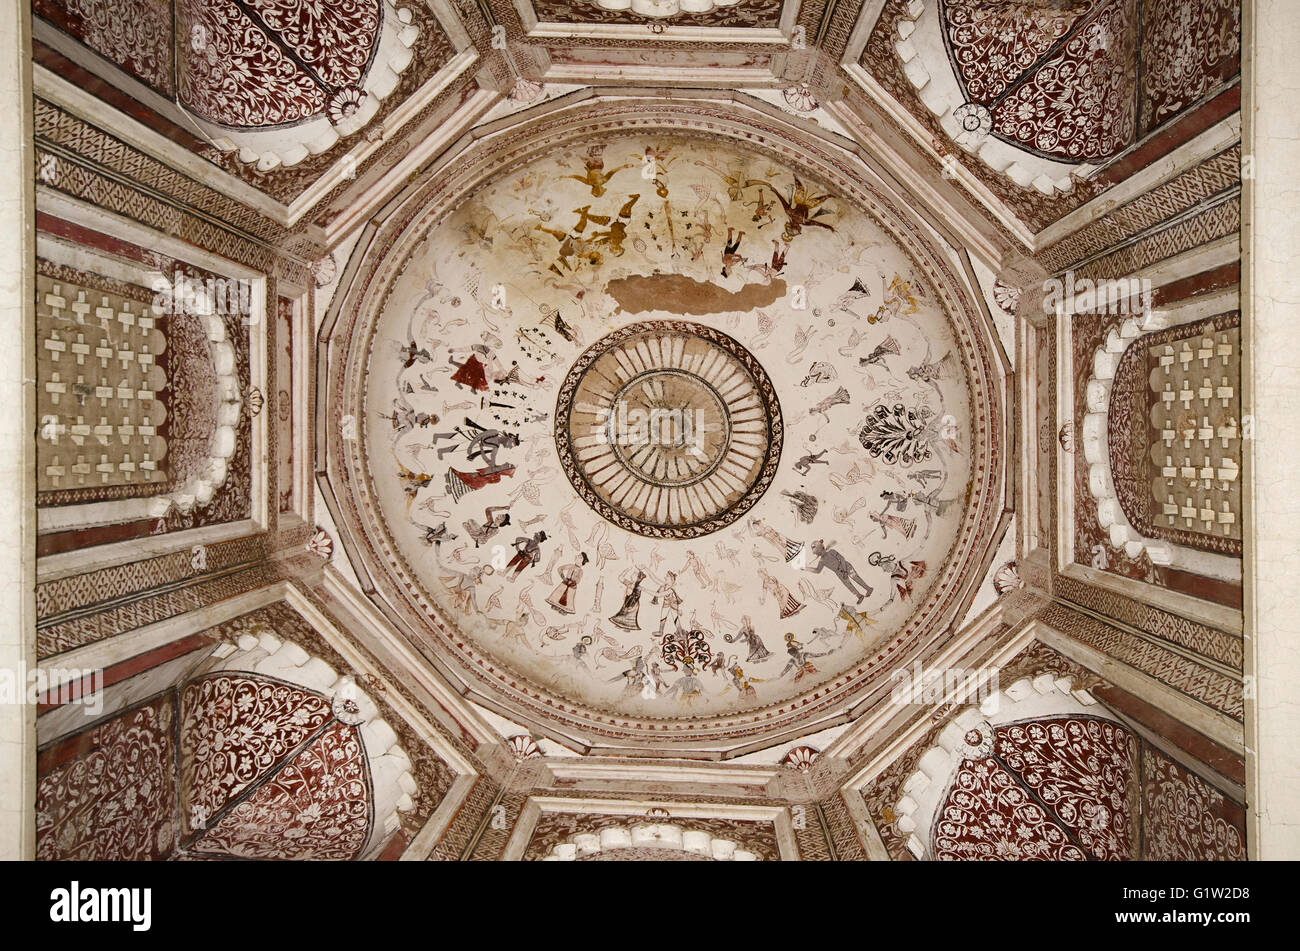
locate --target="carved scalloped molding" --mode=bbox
[892,0,1092,196]
[891,671,1104,859]
[542,821,759,860]
[194,7,421,171]
[588,0,744,17]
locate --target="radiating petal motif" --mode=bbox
[934,756,1088,860]
[996,717,1137,861]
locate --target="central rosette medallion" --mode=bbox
[556,321,782,538]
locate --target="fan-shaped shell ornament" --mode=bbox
[507,734,541,762]
[508,76,544,104]
[992,280,1022,315]
[328,87,367,125]
[782,746,820,773]
[245,385,264,418]
[645,807,671,820]
[312,253,338,288]
[1058,422,1077,453]
[306,528,333,559]
[782,84,818,113]
[993,560,1023,595]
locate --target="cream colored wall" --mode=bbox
[1243,0,1300,861]
[0,0,35,861]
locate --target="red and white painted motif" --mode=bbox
[934,756,1088,860]
[180,673,333,835]
[1141,746,1246,861]
[36,697,177,861]
[988,0,1138,161]
[995,717,1137,861]
[176,0,380,129]
[190,720,371,860]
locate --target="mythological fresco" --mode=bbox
[364,136,974,718]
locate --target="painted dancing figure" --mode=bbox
[807,540,873,604]
[780,633,828,681]
[504,531,547,578]
[652,571,683,634]
[724,614,771,663]
[463,504,511,547]
[547,552,588,614]
[750,517,804,562]
[760,568,804,619]
[609,568,647,631]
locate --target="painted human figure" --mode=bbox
[609,568,647,631]
[665,669,704,705]
[781,633,827,681]
[441,564,495,613]
[726,661,759,699]
[759,568,804,619]
[571,635,593,670]
[652,571,683,634]
[432,418,519,466]
[879,490,910,514]
[505,531,547,578]
[723,614,771,663]
[547,552,588,615]
[501,611,534,650]
[420,522,456,547]
[869,510,916,540]
[750,517,803,562]
[807,539,873,604]
[869,551,927,601]
[463,504,511,547]
[793,450,828,475]
[721,227,746,277]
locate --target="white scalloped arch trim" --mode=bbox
[891,671,1109,860]
[590,0,743,17]
[892,0,1091,195]
[147,309,241,520]
[543,822,759,861]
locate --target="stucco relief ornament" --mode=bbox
[507,734,542,762]
[992,280,1022,315]
[959,723,994,760]
[332,678,366,725]
[312,253,338,288]
[508,76,544,104]
[782,746,820,773]
[329,87,367,125]
[306,528,334,559]
[993,560,1023,595]
[952,102,992,151]
[782,84,819,113]
[245,385,264,418]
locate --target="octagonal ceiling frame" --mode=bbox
[314,86,1013,759]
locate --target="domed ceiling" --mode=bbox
[327,109,1007,752]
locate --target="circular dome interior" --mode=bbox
[356,132,984,726]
